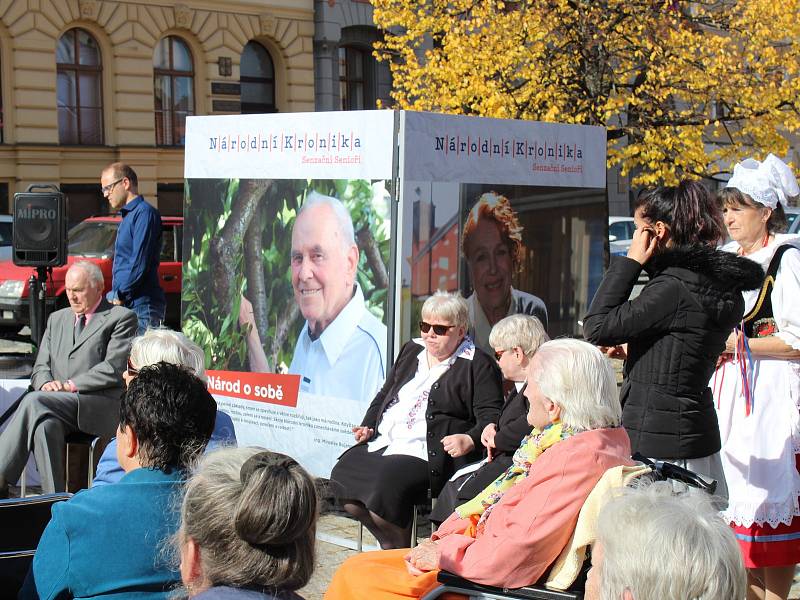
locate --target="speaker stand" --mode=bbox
[28,266,50,348]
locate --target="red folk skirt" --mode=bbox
[730,455,800,568]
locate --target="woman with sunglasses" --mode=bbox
[329,291,503,549]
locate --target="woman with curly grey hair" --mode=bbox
[177,447,318,599]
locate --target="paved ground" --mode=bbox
[1,337,799,599]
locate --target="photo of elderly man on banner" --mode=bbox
[181,178,391,474]
[184,178,388,381]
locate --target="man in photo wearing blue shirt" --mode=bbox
[100,162,165,334]
[289,192,387,403]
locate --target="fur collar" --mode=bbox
[645,245,763,292]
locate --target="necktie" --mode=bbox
[75,314,86,341]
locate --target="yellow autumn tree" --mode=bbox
[372,0,800,185]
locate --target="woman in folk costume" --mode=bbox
[713,153,800,600]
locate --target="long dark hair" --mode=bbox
[634,180,724,247]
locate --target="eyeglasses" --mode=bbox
[101,178,124,195]
[495,349,508,360]
[126,357,139,377]
[419,321,454,335]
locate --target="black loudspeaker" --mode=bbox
[12,184,68,267]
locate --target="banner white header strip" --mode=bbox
[184,111,396,179]
[400,112,606,188]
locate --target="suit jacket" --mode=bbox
[359,340,503,497]
[31,299,137,436]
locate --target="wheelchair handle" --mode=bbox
[632,453,718,495]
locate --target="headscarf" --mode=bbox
[725,154,799,209]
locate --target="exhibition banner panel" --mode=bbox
[183,111,394,477]
[397,114,607,349]
[400,111,606,187]
[184,110,395,179]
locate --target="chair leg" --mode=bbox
[20,469,26,497]
[410,504,419,548]
[87,437,99,488]
[357,521,364,553]
[430,497,438,535]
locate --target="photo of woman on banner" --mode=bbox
[462,192,548,355]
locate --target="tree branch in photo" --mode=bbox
[210,179,273,306]
[356,226,389,291]
[271,302,300,371]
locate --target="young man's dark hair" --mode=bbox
[119,361,216,472]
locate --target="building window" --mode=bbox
[240,41,276,114]
[154,36,194,146]
[339,45,376,110]
[56,28,103,145]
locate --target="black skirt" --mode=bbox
[329,443,429,528]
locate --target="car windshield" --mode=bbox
[68,221,117,258]
[787,211,798,231]
[0,222,11,247]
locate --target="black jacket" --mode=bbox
[492,384,531,454]
[360,340,503,496]
[583,246,763,459]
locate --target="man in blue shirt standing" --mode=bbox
[100,162,165,333]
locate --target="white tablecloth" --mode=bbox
[0,377,40,487]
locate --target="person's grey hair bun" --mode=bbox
[235,451,318,548]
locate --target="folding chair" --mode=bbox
[65,432,106,491]
[0,493,71,594]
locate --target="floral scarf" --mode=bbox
[455,421,580,537]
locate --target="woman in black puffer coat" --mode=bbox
[583,180,763,496]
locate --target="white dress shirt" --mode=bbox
[368,337,474,461]
[289,284,387,403]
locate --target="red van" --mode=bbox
[0,215,183,332]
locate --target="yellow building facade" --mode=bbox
[0,0,314,220]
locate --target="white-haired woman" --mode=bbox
[430,313,548,524]
[329,291,503,549]
[92,328,237,486]
[325,339,633,599]
[178,447,317,599]
[713,154,800,600]
[586,482,745,600]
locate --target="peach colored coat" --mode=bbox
[325,427,633,599]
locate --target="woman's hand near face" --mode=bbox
[627,225,658,265]
[352,426,374,443]
[441,433,475,458]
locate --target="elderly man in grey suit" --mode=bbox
[0,261,137,495]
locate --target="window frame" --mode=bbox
[56,28,104,146]
[240,41,277,114]
[153,36,195,147]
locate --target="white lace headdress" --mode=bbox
[725,153,800,209]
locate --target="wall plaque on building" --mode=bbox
[211,82,240,96]
[212,100,241,112]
